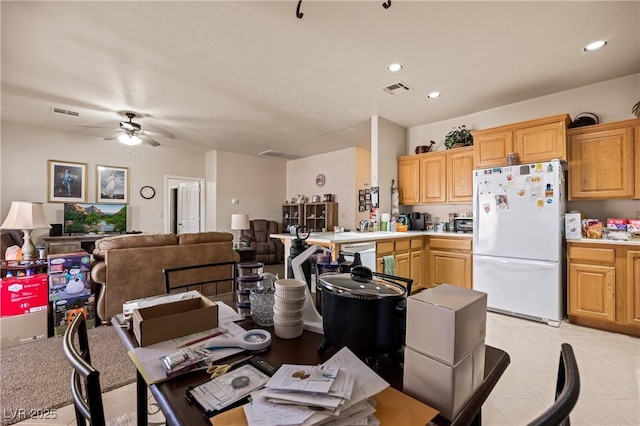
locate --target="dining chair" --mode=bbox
[62,312,106,426]
[528,343,580,426]
[163,260,237,295]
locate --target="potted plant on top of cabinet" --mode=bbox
[444,125,474,149]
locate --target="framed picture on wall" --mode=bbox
[48,160,87,203]
[96,165,129,203]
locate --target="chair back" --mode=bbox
[62,312,106,426]
[528,343,580,426]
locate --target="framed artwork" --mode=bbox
[96,165,129,203]
[311,195,321,203]
[322,194,332,202]
[48,160,87,203]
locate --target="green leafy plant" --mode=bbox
[633,100,640,118]
[444,125,474,149]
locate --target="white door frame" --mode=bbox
[164,175,206,233]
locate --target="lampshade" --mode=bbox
[1,201,50,260]
[1,202,50,231]
[118,133,142,146]
[231,213,250,230]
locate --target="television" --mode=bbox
[63,203,127,234]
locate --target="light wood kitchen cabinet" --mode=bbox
[472,114,571,168]
[635,125,640,199]
[397,147,473,205]
[375,237,425,293]
[426,236,472,289]
[568,118,638,200]
[567,242,640,337]
[626,250,640,327]
[397,157,420,205]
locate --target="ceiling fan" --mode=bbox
[80,112,175,147]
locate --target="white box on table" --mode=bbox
[406,284,486,365]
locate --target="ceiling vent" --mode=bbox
[382,81,411,95]
[258,150,300,160]
[51,107,80,117]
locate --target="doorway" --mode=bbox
[164,176,206,233]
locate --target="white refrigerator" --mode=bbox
[472,160,565,326]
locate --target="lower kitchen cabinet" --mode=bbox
[426,236,472,289]
[376,237,425,294]
[567,242,640,337]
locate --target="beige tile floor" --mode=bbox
[14,312,639,426]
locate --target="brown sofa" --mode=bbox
[240,219,284,264]
[90,232,240,322]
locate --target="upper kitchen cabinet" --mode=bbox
[472,114,571,168]
[398,147,473,205]
[568,118,639,200]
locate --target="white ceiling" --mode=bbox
[2,1,639,158]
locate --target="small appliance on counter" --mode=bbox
[410,212,426,231]
[453,217,473,233]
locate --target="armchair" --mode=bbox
[240,219,284,264]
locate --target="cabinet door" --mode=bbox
[626,250,640,328]
[568,127,634,199]
[428,250,471,289]
[398,158,420,205]
[409,250,423,292]
[514,120,567,163]
[419,154,447,203]
[395,252,410,281]
[473,130,513,168]
[447,148,474,203]
[635,125,640,199]
[568,263,615,322]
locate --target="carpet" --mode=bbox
[0,325,137,426]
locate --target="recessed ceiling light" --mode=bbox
[583,40,607,52]
[426,92,441,99]
[386,63,403,72]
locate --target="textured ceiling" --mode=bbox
[2,1,639,158]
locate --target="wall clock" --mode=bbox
[140,185,155,199]
[315,174,326,187]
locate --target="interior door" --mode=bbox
[177,181,201,233]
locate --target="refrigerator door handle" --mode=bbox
[473,180,480,248]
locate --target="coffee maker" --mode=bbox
[410,212,426,230]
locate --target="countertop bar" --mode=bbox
[271,230,472,244]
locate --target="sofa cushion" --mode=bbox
[93,233,178,260]
[178,232,234,245]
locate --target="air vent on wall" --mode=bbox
[51,107,80,117]
[258,150,300,160]
[382,81,411,95]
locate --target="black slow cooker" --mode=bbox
[317,266,412,357]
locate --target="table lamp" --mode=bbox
[231,213,250,248]
[1,201,51,260]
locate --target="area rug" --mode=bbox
[0,325,137,426]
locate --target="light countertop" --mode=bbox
[270,230,472,244]
[566,238,640,246]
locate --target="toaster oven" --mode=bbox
[453,217,474,233]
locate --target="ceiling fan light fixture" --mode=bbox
[118,133,142,146]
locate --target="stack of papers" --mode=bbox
[243,347,389,426]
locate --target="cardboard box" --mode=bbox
[565,212,582,240]
[52,293,96,337]
[0,310,48,349]
[627,219,640,240]
[132,295,218,346]
[47,251,92,302]
[0,273,49,317]
[404,341,485,421]
[406,284,486,365]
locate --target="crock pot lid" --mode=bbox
[319,273,404,296]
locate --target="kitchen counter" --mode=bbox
[567,238,640,246]
[271,230,472,244]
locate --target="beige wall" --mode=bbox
[405,73,640,222]
[1,122,206,243]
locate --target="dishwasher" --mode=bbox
[339,242,376,271]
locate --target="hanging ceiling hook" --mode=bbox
[296,0,304,19]
[382,0,392,9]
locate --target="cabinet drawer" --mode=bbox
[395,239,410,252]
[377,241,394,255]
[568,246,615,264]
[429,238,472,251]
[410,237,423,250]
